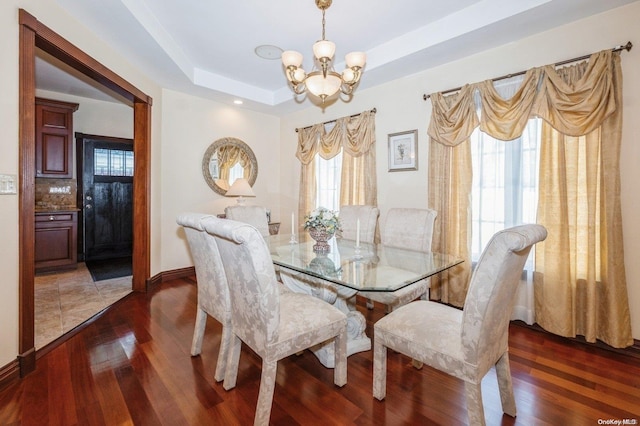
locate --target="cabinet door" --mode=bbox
[35,213,78,272]
[35,102,75,178]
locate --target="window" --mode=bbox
[94,148,134,177]
[228,162,244,186]
[470,78,541,270]
[314,122,342,212]
[315,152,342,211]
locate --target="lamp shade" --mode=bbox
[282,50,303,68]
[305,71,342,98]
[345,51,366,68]
[312,40,336,60]
[225,178,255,198]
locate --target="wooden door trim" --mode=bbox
[18,9,152,376]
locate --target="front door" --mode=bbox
[78,134,134,261]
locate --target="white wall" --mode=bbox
[159,89,281,272]
[279,2,640,340]
[0,0,163,367]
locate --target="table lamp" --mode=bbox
[225,178,255,205]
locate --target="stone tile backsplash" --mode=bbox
[35,178,77,211]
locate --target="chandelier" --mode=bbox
[281,0,366,103]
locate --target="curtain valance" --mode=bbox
[296,110,376,165]
[428,50,619,144]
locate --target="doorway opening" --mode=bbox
[19,9,151,375]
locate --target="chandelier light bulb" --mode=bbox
[293,68,306,83]
[342,68,355,83]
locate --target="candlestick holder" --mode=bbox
[289,233,298,244]
[353,244,363,259]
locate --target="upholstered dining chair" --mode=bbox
[203,217,348,426]
[176,212,232,383]
[359,207,437,311]
[373,224,547,426]
[338,205,379,243]
[224,205,270,238]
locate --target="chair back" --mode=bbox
[203,217,280,353]
[461,224,547,367]
[382,208,437,252]
[339,205,379,243]
[176,213,231,321]
[224,205,270,238]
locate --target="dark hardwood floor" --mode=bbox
[1,276,639,425]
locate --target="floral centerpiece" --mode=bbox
[303,207,341,252]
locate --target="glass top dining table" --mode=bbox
[268,233,463,293]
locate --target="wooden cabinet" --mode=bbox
[35,98,79,178]
[35,211,78,273]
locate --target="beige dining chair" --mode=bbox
[338,205,379,243]
[359,207,437,311]
[224,205,270,238]
[373,224,547,426]
[203,217,348,426]
[176,212,232,383]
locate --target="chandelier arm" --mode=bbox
[340,84,354,95]
[293,84,307,95]
[286,67,301,84]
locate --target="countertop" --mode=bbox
[35,207,80,213]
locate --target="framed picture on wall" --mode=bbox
[388,130,418,171]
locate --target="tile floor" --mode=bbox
[34,263,132,349]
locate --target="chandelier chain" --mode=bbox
[321,9,326,40]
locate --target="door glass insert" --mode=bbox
[94,148,134,177]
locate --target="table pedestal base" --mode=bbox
[280,270,371,368]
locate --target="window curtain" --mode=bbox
[427,50,632,347]
[427,85,476,306]
[533,51,632,348]
[217,145,251,182]
[295,110,377,228]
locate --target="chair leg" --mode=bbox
[223,335,242,391]
[372,337,387,400]
[254,359,278,426]
[495,352,517,417]
[190,307,207,356]
[214,324,232,382]
[334,327,347,387]
[464,382,486,426]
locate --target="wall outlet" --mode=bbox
[0,174,17,195]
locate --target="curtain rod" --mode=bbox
[422,41,633,101]
[295,108,377,133]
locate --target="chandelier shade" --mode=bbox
[282,0,366,103]
[305,71,343,98]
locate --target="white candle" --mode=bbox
[291,212,295,235]
[356,218,360,247]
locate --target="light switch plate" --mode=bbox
[0,174,17,194]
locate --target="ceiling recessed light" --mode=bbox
[255,45,283,60]
[233,99,243,105]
